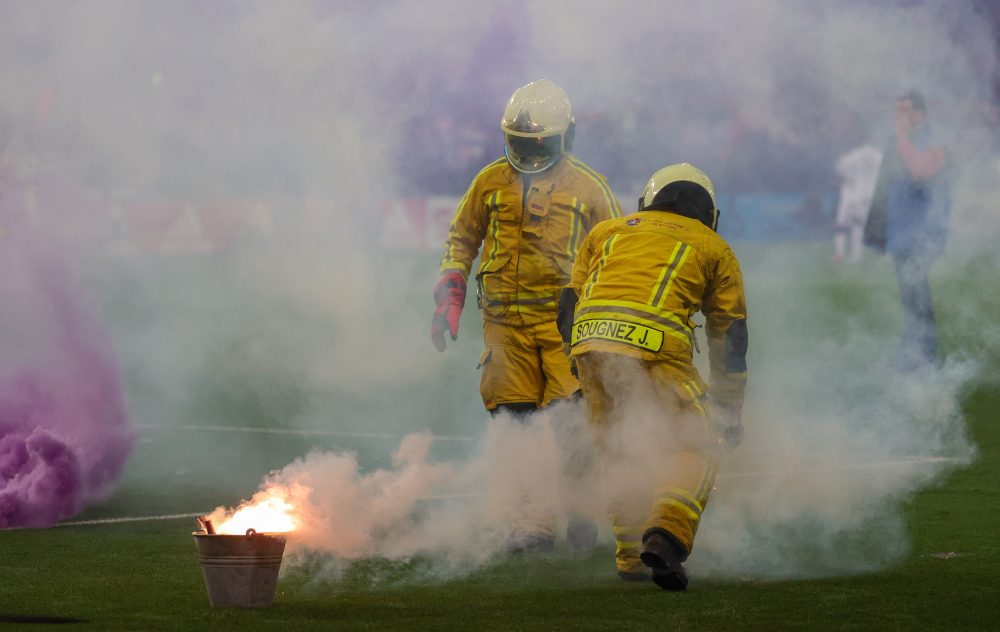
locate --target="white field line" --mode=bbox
[135,422,478,442]
[53,512,206,528]
[718,455,965,479]
[51,455,964,528]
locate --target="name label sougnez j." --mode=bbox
[571,318,664,352]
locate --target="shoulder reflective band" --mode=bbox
[571,318,664,352]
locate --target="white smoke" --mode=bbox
[2,0,995,582]
[210,324,975,582]
[208,414,577,578]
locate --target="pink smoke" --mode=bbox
[0,238,134,529]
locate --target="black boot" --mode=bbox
[639,529,688,591]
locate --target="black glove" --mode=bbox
[721,420,743,451]
[711,401,743,452]
[557,287,578,343]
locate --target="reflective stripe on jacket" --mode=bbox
[439,155,621,326]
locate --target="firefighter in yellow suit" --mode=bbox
[557,163,747,590]
[431,79,622,551]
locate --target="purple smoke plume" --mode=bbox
[0,240,134,529]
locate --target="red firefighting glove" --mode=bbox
[431,271,467,352]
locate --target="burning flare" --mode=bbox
[208,486,299,535]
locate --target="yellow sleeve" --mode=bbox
[702,247,748,411]
[570,228,599,294]
[439,172,490,279]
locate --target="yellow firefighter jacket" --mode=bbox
[568,211,747,409]
[439,155,622,326]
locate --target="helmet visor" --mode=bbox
[504,133,563,173]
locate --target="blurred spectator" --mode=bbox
[864,90,950,370]
[833,143,882,263]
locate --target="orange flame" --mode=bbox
[211,487,299,535]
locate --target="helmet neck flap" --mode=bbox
[637,163,719,231]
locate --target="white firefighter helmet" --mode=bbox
[500,79,574,174]
[638,163,720,231]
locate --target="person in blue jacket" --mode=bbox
[865,90,950,369]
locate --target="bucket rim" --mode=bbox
[192,530,290,540]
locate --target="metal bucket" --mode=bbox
[193,528,287,608]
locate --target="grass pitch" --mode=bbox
[1,244,999,631]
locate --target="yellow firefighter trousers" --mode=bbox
[478,318,581,411]
[478,319,583,543]
[575,351,720,574]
